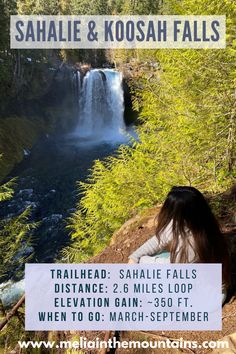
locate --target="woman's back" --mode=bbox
[129,186,230,289]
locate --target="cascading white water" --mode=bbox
[75,69,125,142]
[77,70,82,92]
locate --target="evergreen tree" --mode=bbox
[66,0,236,261]
[0,163,36,280]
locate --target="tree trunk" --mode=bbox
[0,295,25,331]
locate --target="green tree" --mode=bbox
[17,0,60,15]
[66,0,236,261]
[121,0,162,14]
[0,166,36,280]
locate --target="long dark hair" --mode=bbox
[156,186,230,286]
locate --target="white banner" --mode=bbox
[11,15,226,49]
[25,263,222,331]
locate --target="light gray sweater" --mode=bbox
[129,222,227,303]
[128,221,196,263]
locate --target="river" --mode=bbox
[0,68,135,305]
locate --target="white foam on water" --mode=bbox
[0,279,25,307]
[73,69,126,143]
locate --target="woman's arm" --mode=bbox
[128,236,161,263]
[128,222,173,263]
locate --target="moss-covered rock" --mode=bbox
[0,64,78,181]
[0,117,44,180]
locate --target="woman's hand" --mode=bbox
[128,258,138,264]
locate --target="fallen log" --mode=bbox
[0,294,25,331]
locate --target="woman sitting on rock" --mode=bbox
[128,186,230,303]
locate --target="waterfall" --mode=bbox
[75,69,125,142]
[77,70,82,92]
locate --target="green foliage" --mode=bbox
[67,0,236,261]
[0,207,37,281]
[17,0,60,15]
[0,177,15,202]
[0,156,37,281]
[119,0,162,15]
[0,311,63,354]
[0,0,17,109]
[0,313,25,351]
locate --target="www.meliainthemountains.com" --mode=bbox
[17,337,229,350]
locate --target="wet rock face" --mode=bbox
[0,63,78,181]
[78,64,91,76]
[42,214,63,224]
[13,246,34,262]
[122,79,138,126]
[18,189,34,197]
[23,148,31,157]
[98,70,106,82]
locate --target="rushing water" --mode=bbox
[75,69,126,142]
[0,69,133,305]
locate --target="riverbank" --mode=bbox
[0,134,126,284]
